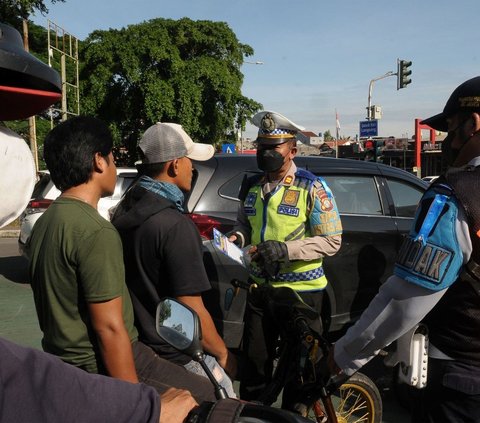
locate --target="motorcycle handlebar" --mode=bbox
[293,316,313,341]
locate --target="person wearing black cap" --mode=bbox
[228,111,343,405]
[330,76,480,422]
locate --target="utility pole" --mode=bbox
[239,60,264,153]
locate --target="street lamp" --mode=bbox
[367,71,395,120]
[239,60,264,153]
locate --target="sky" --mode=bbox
[31,0,479,140]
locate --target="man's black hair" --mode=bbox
[43,116,113,191]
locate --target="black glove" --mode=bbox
[252,240,289,278]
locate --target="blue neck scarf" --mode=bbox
[138,175,185,212]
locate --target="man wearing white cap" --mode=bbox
[228,111,342,405]
[112,123,237,397]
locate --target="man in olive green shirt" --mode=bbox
[28,116,214,406]
[29,197,137,373]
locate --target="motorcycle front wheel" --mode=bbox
[309,372,383,423]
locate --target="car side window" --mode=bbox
[322,175,382,215]
[109,175,137,200]
[386,178,423,218]
[32,173,51,198]
[219,172,261,201]
[120,176,136,195]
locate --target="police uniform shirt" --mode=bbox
[234,161,342,260]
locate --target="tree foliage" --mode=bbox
[79,18,262,157]
[0,0,65,27]
[323,130,334,141]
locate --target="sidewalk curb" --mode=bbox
[0,229,20,238]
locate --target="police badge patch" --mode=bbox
[281,189,300,206]
[278,189,300,217]
[245,192,257,208]
[395,238,453,287]
[244,192,257,216]
[317,187,333,212]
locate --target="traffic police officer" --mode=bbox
[332,76,480,422]
[229,111,342,405]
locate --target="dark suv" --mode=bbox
[186,154,428,348]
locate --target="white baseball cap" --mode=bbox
[138,122,215,163]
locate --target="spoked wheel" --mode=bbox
[308,372,382,423]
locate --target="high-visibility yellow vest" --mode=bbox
[245,171,328,291]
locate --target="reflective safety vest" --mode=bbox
[245,171,327,291]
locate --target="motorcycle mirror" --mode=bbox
[156,298,229,399]
[155,298,203,358]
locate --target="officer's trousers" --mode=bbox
[239,288,324,407]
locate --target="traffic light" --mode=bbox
[397,59,412,90]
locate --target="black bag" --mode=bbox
[186,398,310,423]
[186,399,244,423]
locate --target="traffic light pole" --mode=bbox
[367,71,395,120]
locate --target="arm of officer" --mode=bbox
[286,178,343,260]
[286,234,342,260]
[333,275,447,376]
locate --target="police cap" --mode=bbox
[422,76,480,132]
[252,111,305,145]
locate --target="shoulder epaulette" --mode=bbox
[294,168,316,181]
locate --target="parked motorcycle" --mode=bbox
[156,297,311,423]
[230,279,383,423]
[156,281,382,422]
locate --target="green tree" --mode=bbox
[323,130,334,141]
[79,18,262,160]
[0,0,65,27]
